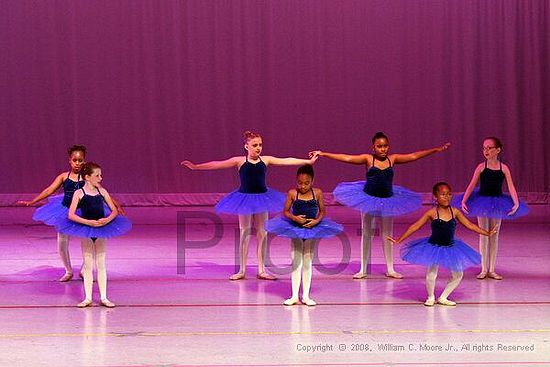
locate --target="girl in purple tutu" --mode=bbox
[310,132,450,279]
[454,137,528,280]
[265,164,342,306]
[56,162,131,308]
[389,182,497,306]
[181,131,317,281]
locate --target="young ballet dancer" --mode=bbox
[388,182,497,306]
[181,131,317,280]
[55,162,132,308]
[310,132,450,279]
[265,164,342,306]
[18,145,124,281]
[454,137,528,280]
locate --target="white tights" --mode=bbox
[358,214,396,274]
[236,212,269,275]
[426,265,463,300]
[477,217,502,273]
[81,238,108,301]
[57,233,72,273]
[288,239,315,301]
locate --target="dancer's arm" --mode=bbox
[502,163,520,215]
[460,163,483,213]
[391,143,450,164]
[309,150,369,165]
[387,210,433,244]
[97,189,118,226]
[17,172,65,206]
[180,157,241,170]
[98,183,125,215]
[454,208,497,236]
[263,155,317,166]
[110,197,125,216]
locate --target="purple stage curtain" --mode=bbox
[1,1,548,196]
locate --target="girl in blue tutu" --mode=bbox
[56,162,132,308]
[310,132,450,279]
[389,182,497,306]
[454,137,528,280]
[181,131,317,281]
[265,164,342,306]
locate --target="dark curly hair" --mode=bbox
[371,132,388,144]
[432,181,451,195]
[297,164,314,179]
[67,145,87,157]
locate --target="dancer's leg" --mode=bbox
[57,233,73,281]
[230,214,252,280]
[284,239,303,306]
[255,212,276,280]
[381,217,402,278]
[354,213,374,279]
[476,217,489,279]
[424,265,438,306]
[438,271,463,306]
[301,239,316,306]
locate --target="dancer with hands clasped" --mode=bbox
[265,164,342,306]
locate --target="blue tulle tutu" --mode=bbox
[215,188,286,215]
[265,217,343,239]
[55,213,132,239]
[32,194,68,226]
[452,190,529,219]
[333,181,422,217]
[400,238,481,272]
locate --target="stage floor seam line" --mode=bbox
[1,328,549,339]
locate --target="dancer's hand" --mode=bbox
[437,142,451,152]
[302,218,319,228]
[488,225,499,236]
[308,150,322,159]
[386,236,399,244]
[16,200,32,206]
[292,215,308,225]
[461,201,469,214]
[507,204,519,216]
[87,220,104,227]
[308,154,319,164]
[180,160,196,170]
[97,218,110,226]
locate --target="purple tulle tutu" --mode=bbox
[400,238,481,272]
[215,188,286,215]
[265,217,343,239]
[333,181,422,217]
[32,195,72,226]
[452,190,529,219]
[55,214,132,239]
